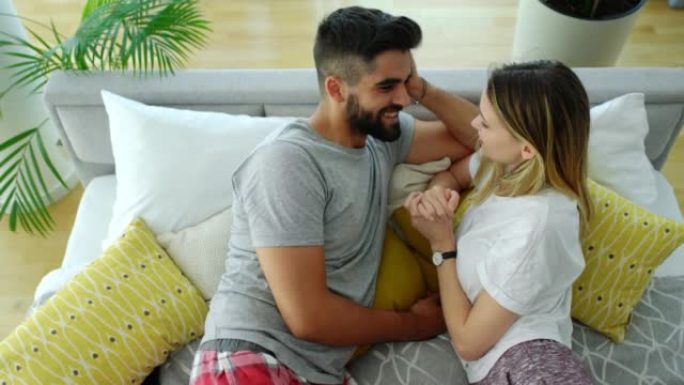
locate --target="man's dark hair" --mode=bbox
[313,6,422,91]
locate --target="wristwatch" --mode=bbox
[432,250,457,266]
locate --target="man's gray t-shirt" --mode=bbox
[202,113,415,384]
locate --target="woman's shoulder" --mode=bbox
[490,188,575,213]
[479,189,577,236]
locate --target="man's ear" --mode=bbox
[324,76,346,103]
[520,142,536,161]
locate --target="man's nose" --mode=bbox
[393,84,412,107]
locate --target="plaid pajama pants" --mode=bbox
[189,349,354,385]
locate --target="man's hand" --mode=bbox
[409,292,447,338]
[407,53,426,102]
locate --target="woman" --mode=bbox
[405,61,593,384]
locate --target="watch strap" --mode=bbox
[441,250,457,260]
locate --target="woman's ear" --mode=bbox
[324,76,346,103]
[520,142,536,161]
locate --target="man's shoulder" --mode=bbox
[254,119,319,153]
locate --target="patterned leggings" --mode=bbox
[473,339,593,385]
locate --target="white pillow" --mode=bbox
[101,90,293,249]
[650,170,684,277]
[158,207,232,299]
[388,157,451,212]
[588,93,657,208]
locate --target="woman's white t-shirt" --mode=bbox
[455,187,585,382]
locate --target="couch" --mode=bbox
[4,68,683,385]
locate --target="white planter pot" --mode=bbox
[512,0,646,66]
[0,0,77,213]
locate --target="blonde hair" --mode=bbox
[472,61,592,227]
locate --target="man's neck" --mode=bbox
[309,103,367,148]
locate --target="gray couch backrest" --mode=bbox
[44,68,684,186]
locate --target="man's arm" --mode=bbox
[404,72,479,165]
[427,154,473,191]
[256,245,446,346]
[405,120,473,165]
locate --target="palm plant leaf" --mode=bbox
[20,170,51,235]
[35,125,68,189]
[71,0,210,74]
[0,186,15,223]
[0,123,55,235]
[0,0,210,234]
[26,145,55,226]
[81,0,119,21]
[0,28,64,98]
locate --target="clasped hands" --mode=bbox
[403,185,459,252]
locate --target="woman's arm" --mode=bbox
[404,189,518,361]
[435,260,518,361]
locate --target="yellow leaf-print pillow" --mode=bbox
[0,218,208,385]
[572,180,684,341]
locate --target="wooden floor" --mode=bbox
[1,0,683,340]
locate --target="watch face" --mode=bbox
[432,252,443,266]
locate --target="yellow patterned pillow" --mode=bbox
[572,180,684,341]
[0,218,208,385]
[394,181,684,342]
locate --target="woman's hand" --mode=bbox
[404,186,459,251]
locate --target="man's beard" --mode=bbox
[346,95,402,142]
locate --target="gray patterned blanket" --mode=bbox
[160,277,684,385]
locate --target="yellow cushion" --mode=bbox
[0,218,208,384]
[572,180,684,341]
[353,227,429,360]
[394,182,684,342]
[373,227,428,312]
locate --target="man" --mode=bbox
[191,6,478,385]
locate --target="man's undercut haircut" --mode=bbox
[313,6,422,91]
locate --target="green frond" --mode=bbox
[0,146,26,172]
[8,201,18,232]
[0,128,35,152]
[0,186,15,221]
[0,0,211,235]
[72,0,209,74]
[81,0,119,21]
[20,166,54,231]
[0,124,57,233]
[0,161,22,196]
[15,192,45,236]
[28,143,52,207]
[35,126,68,189]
